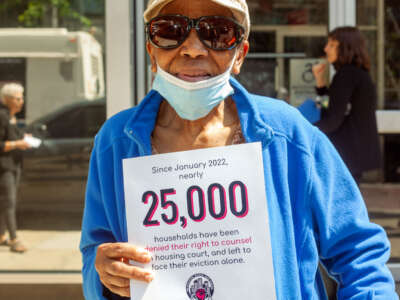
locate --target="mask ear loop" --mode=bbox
[225,49,238,73]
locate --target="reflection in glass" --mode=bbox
[357,0,378,26]
[385,1,400,109]
[240,0,328,104]
[360,30,377,82]
[248,0,328,25]
[0,0,105,273]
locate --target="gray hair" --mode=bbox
[1,83,24,100]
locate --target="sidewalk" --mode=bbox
[0,229,81,271]
[0,211,82,271]
[0,212,83,300]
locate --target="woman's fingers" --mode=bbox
[312,63,328,87]
[95,243,153,279]
[96,261,131,297]
[100,268,131,288]
[104,257,154,282]
[95,242,154,297]
[16,139,31,150]
[312,63,326,76]
[100,242,152,263]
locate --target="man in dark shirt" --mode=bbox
[0,83,31,253]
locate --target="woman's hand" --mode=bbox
[95,242,154,298]
[312,63,328,87]
[15,139,31,150]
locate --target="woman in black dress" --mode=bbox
[312,26,381,183]
[0,83,31,253]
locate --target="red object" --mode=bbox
[195,289,206,300]
[287,9,308,25]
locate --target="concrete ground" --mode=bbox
[0,230,81,271]
[0,211,82,271]
[361,184,400,260]
[0,212,83,300]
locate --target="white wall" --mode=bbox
[329,0,356,30]
[105,0,133,119]
[26,58,76,122]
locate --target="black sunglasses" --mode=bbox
[146,14,245,51]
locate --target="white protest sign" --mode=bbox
[123,142,276,300]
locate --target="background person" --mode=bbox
[0,83,31,253]
[312,26,381,183]
[80,1,397,299]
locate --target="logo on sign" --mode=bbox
[186,273,214,300]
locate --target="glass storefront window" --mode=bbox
[357,0,378,26]
[356,0,379,89]
[362,30,378,82]
[385,1,400,110]
[248,0,328,26]
[0,0,105,274]
[357,0,400,111]
[236,0,328,107]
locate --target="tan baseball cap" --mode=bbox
[143,0,250,39]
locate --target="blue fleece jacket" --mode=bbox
[80,78,397,300]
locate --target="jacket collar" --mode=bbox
[124,77,275,155]
[229,77,275,147]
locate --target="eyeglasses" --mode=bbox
[146,15,245,51]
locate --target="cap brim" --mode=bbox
[143,0,249,38]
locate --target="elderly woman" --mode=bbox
[80,0,397,299]
[0,83,30,253]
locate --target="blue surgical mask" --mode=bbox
[152,58,236,121]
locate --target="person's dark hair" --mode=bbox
[328,26,371,71]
